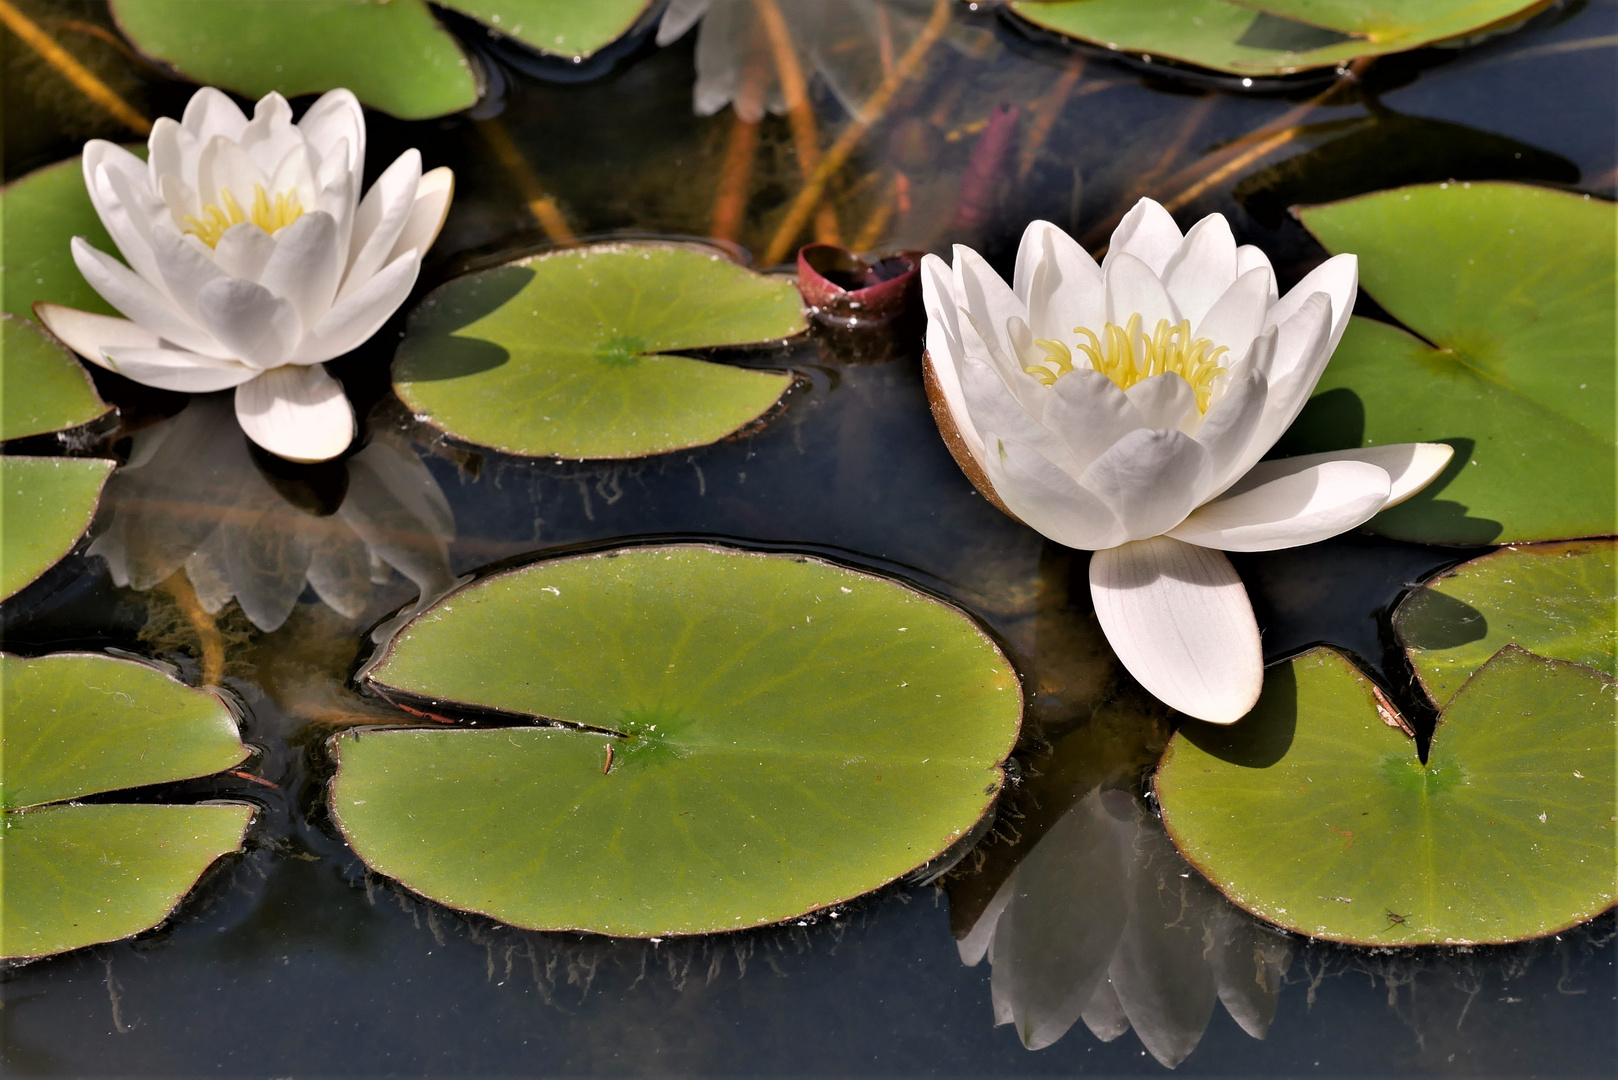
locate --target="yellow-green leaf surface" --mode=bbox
[0,153,134,321]
[1008,0,1543,76]
[2,315,109,442]
[0,653,252,960]
[111,0,478,119]
[394,244,804,459]
[334,544,1023,937]
[441,0,652,57]
[1156,647,1616,945]
[1396,540,1616,708]
[1,456,115,602]
[1285,183,1616,543]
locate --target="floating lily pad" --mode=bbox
[393,244,804,459]
[2,316,110,442]
[1,652,253,960]
[0,153,134,322]
[1396,540,1616,708]
[1282,183,1615,544]
[332,544,1022,937]
[1008,0,1543,77]
[1,456,116,602]
[112,0,653,119]
[1155,646,1616,945]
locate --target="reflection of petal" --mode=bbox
[1206,903,1290,1040]
[1106,808,1220,1069]
[184,527,234,614]
[985,790,1130,1050]
[218,475,315,632]
[1079,976,1130,1042]
[341,435,458,637]
[306,517,372,619]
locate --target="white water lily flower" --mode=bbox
[37,86,454,463]
[921,199,1454,723]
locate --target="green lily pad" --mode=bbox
[1396,540,1616,708]
[2,315,110,442]
[1007,0,1543,77]
[0,652,253,960]
[1155,646,1616,945]
[112,0,654,120]
[332,543,1022,937]
[1,456,115,602]
[393,244,804,459]
[1282,183,1615,544]
[0,153,135,322]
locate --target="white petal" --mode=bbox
[193,277,302,368]
[1103,198,1182,276]
[1190,365,1268,496]
[1192,265,1273,360]
[297,88,365,196]
[1080,428,1210,540]
[146,117,187,188]
[1231,443,1454,509]
[239,92,304,176]
[1125,373,1199,433]
[258,211,342,327]
[180,86,248,143]
[267,142,319,210]
[233,366,354,462]
[1080,979,1130,1043]
[84,143,166,286]
[70,238,221,356]
[213,223,278,281]
[34,303,157,368]
[147,224,227,318]
[300,248,419,363]
[1269,253,1357,358]
[102,347,260,392]
[341,149,422,300]
[921,254,981,462]
[1231,293,1335,479]
[953,245,1029,375]
[1161,213,1238,327]
[196,136,270,208]
[961,357,1073,471]
[1089,537,1262,723]
[1103,251,1180,333]
[1042,369,1148,474]
[1021,221,1104,341]
[1168,460,1392,552]
[386,167,454,265]
[985,434,1130,551]
[1235,244,1278,306]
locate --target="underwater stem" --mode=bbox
[761,0,951,265]
[161,569,226,687]
[710,54,769,242]
[476,117,577,246]
[752,0,840,244]
[0,0,150,134]
[1018,57,1085,181]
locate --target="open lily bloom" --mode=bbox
[921,200,1453,723]
[38,86,454,463]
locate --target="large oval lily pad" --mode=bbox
[1282,183,1615,544]
[1155,646,1616,945]
[332,543,1022,937]
[1008,0,1544,77]
[393,244,804,459]
[112,0,654,119]
[1,652,253,960]
[2,315,110,442]
[0,153,135,322]
[1,456,116,602]
[1396,540,1616,709]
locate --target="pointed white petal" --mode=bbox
[212,223,277,281]
[300,248,419,363]
[1022,222,1105,341]
[34,303,157,368]
[1125,373,1199,433]
[70,238,221,356]
[258,210,342,326]
[1193,265,1273,361]
[146,117,186,187]
[196,135,271,208]
[985,433,1130,551]
[1080,428,1210,540]
[953,244,1029,376]
[84,143,165,285]
[102,347,260,392]
[1162,213,1238,327]
[961,358,1073,470]
[1191,365,1268,497]
[921,254,981,463]
[147,223,227,318]
[239,92,303,175]
[1039,368,1146,474]
[1236,244,1278,306]
[1231,443,1455,509]
[180,86,248,143]
[297,88,366,195]
[1103,198,1182,276]
[1269,253,1357,357]
[341,149,422,299]
[193,277,303,368]
[1088,536,1262,723]
[233,365,354,462]
[1168,460,1391,551]
[1103,252,1180,331]
[386,167,453,264]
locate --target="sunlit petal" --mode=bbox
[1167,460,1392,551]
[233,365,355,462]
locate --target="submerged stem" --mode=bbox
[476,117,577,246]
[752,0,840,244]
[0,0,150,134]
[161,569,225,688]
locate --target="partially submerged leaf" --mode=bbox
[0,456,115,602]
[1,315,110,442]
[334,544,1023,936]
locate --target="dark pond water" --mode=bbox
[3,1,1615,1075]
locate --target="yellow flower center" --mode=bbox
[1024,312,1229,412]
[181,183,304,248]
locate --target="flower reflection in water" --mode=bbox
[958,788,1290,1067]
[91,394,457,637]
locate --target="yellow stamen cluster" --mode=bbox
[182,183,304,248]
[1024,312,1229,412]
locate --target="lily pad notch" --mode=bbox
[394,243,806,460]
[330,543,1024,937]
